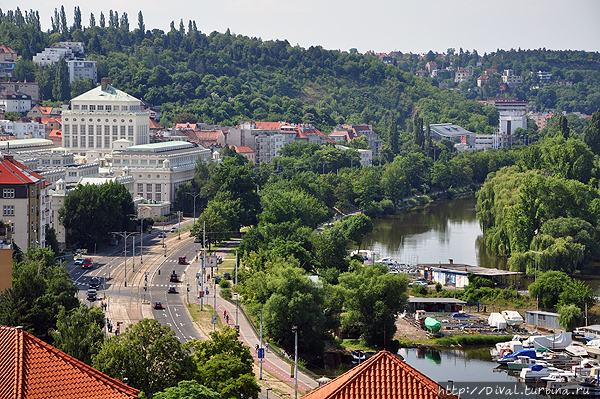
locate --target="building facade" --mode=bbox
[0,91,32,113]
[0,82,39,104]
[0,45,16,78]
[62,78,150,158]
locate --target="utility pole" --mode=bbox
[260,309,263,379]
[178,211,181,239]
[132,235,135,272]
[235,251,238,329]
[294,327,298,399]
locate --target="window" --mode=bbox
[73,105,79,110]
[3,189,15,198]
[120,126,126,137]
[89,136,94,147]
[138,183,143,192]
[72,136,78,147]
[147,193,152,200]
[122,106,128,111]
[104,125,110,135]
[128,126,134,136]
[155,193,161,202]
[3,205,14,216]
[52,159,60,165]
[96,125,102,135]
[89,105,95,111]
[72,125,78,134]
[80,125,86,134]
[155,184,161,192]
[81,105,88,110]
[88,125,93,134]
[106,105,111,111]
[97,105,104,111]
[112,126,118,136]
[80,136,86,147]
[105,136,110,148]
[64,125,69,134]
[146,184,153,192]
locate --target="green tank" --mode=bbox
[424,317,441,333]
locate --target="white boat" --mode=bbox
[540,371,577,390]
[524,332,572,350]
[502,310,524,326]
[491,337,524,358]
[507,356,538,370]
[488,313,507,330]
[566,344,589,358]
[520,362,561,381]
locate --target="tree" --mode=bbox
[557,304,584,331]
[59,181,135,250]
[153,381,220,399]
[528,270,570,309]
[584,110,600,156]
[93,319,195,396]
[558,279,597,312]
[338,264,409,347]
[72,6,82,31]
[388,113,398,154]
[413,115,424,148]
[558,115,569,139]
[52,58,70,101]
[45,226,61,255]
[50,305,105,365]
[188,326,260,399]
[0,247,79,343]
[341,213,373,249]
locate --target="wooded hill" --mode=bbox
[2,7,598,139]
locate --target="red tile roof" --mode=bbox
[234,145,254,153]
[174,122,197,130]
[0,44,16,55]
[303,351,458,399]
[0,326,139,399]
[253,121,283,130]
[0,155,45,185]
[149,118,162,130]
[49,130,62,138]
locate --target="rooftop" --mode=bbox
[408,297,466,304]
[420,263,521,277]
[70,85,142,103]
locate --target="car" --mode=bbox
[86,289,97,301]
[452,312,470,318]
[74,257,84,266]
[154,301,164,309]
[168,286,177,294]
[178,256,186,265]
[89,276,100,289]
[170,226,177,233]
[194,237,201,243]
[82,258,93,269]
[214,277,222,284]
[169,271,180,282]
[157,232,166,238]
[224,272,231,280]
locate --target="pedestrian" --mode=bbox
[226,314,229,323]
[255,344,259,352]
[224,310,227,318]
[266,342,269,352]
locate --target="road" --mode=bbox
[67,219,319,398]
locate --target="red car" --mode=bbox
[82,258,93,269]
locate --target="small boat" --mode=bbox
[502,310,524,326]
[540,371,578,390]
[424,317,441,333]
[351,350,377,364]
[497,349,537,364]
[507,356,538,370]
[520,362,561,381]
[566,344,588,358]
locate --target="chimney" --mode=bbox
[101,77,112,91]
[449,259,453,264]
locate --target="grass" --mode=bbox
[188,303,222,331]
[339,339,379,352]
[431,334,512,347]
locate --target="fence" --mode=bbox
[223,296,321,381]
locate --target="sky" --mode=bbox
[9,0,600,54]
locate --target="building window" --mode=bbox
[106,105,112,111]
[89,105,95,111]
[137,183,143,192]
[80,125,86,134]
[89,136,94,147]
[88,125,93,134]
[105,136,110,148]
[155,193,161,202]
[120,126,126,137]
[112,126,118,136]
[64,125,69,134]
[3,189,15,198]
[155,184,161,192]
[146,183,153,192]
[97,105,104,111]
[72,125,78,134]
[3,205,14,216]
[128,126,134,136]
[96,125,102,135]
[147,192,152,200]
[73,105,79,110]
[81,105,88,110]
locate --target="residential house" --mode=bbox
[330,124,382,156]
[0,325,140,398]
[0,82,40,104]
[33,42,96,83]
[454,68,474,83]
[302,350,458,399]
[67,59,97,83]
[62,78,150,158]
[0,44,17,78]
[487,97,527,135]
[425,61,438,73]
[0,91,33,113]
[234,145,255,164]
[27,104,61,118]
[537,70,552,82]
[0,155,49,250]
[291,123,329,145]
[502,69,524,86]
[415,69,428,77]
[0,119,46,139]
[335,144,372,166]
[528,111,553,130]
[477,75,489,87]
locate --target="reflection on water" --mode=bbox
[363,195,507,268]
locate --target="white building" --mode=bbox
[106,141,211,204]
[0,82,39,104]
[487,98,527,135]
[502,69,524,86]
[335,145,372,166]
[62,78,150,158]
[67,59,97,83]
[0,92,32,113]
[0,119,45,139]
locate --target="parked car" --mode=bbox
[74,257,84,266]
[157,232,166,238]
[194,237,201,243]
[168,286,177,294]
[214,277,222,284]
[154,301,164,309]
[170,226,177,233]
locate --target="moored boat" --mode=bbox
[424,317,441,333]
[501,310,524,326]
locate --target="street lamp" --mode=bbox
[112,231,137,287]
[185,191,202,226]
[266,388,272,399]
[292,327,298,399]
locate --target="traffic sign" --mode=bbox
[212,315,218,324]
[258,348,265,359]
[205,289,209,295]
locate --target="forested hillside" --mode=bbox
[1,7,596,138]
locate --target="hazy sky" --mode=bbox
[11,0,600,54]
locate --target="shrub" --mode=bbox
[412,285,427,296]
[221,288,232,299]
[219,279,231,289]
[435,282,442,293]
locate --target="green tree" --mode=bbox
[557,303,584,331]
[338,264,409,347]
[188,326,259,399]
[93,319,195,396]
[50,304,105,365]
[388,112,399,154]
[413,115,424,148]
[558,279,597,312]
[340,213,373,249]
[584,110,600,156]
[52,58,70,101]
[45,226,61,256]
[528,270,570,309]
[153,381,220,399]
[0,247,79,343]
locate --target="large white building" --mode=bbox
[61,78,150,158]
[487,98,527,135]
[106,141,212,203]
[0,119,45,139]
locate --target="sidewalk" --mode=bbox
[213,294,318,394]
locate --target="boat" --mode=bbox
[497,349,537,364]
[524,332,572,350]
[501,310,524,326]
[519,362,561,381]
[507,356,538,370]
[491,337,524,358]
[566,344,589,358]
[351,350,377,364]
[488,313,507,330]
[424,317,441,333]
[540,370,578,390]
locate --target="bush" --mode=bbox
[435,282,442,293]
[380,199,395,215]
[219,279,231,289]
[221,288,232,300]
[412,285,428,296]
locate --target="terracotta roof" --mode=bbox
[0,155,45,185]
[0,44,16,54]
[49,130,62,138]
[35,106,54,115]
[149,118,162,129]
[234,145,254,153]
[174,123,197,130]
[253,121,282,130]
[478,75,489,80]
[303,351,458,399]
[195,130,222,141]
[0,326,139,399]
[40,115,61,125]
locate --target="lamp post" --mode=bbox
[259,309,263,379]
[293,327,298,399]
[185,192,202,226]
[266,388,272,399]
[529,250,543,311]
[112,231,137,287]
